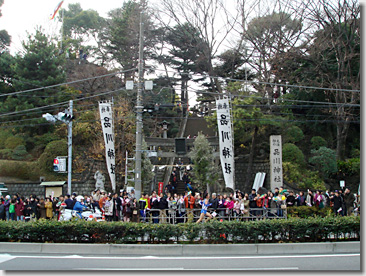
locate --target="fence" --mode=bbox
[137,207,288,224]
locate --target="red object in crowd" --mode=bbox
[158,182,164,195]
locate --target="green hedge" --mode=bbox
[287,206,333,218]
[0,216,359,244]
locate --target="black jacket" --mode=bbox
[344,192,355,207]
[331,195,343,210]
[158,196,168,209]
[249,193,257,208]
[209,198,219,210]
[113,197,122,212]
[150,197,160,210]
[65,198,75,210]
[286,195,296,207]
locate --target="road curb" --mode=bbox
[0,241,360,256]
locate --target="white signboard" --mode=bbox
[340,180,345,188]
[58,157,67,173]
[216,97,235,190]
[270,135,283,191]
[99,101,116,192]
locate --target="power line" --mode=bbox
[0,68,136,98]
[187,88,360,107]
[1,97,360,125]
[0,88,125,118]
[0,114,359,129]
[154,68,360,93]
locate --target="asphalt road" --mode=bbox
[0,252,360,271]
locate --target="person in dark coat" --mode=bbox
[27,197,38,220]
[165,182,173,195]
[343,188,356,216]
[182,172,190,184]
[0,199,5,220]
[64,194,75,210]
[158,193,168,223]
[286,191,296,207]
[209,193,219,213]
[112,193,122,221]
[249,189,258,217]
[37,198,46,219]
[150,192,160,223]
[130,198,139,223]
[330,191,343,216]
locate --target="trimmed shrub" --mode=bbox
[287,206,332,218]
[311,136,327,150]
[0,160,39,180]
[0,149,12,159]
[282,143,306,167]
[282,162,325,190]
[0,131,12,149]
[0,216,359,244]
[286,126,304,143]
[37,140,67,173]
[309,147,337,178]
[4,136,25,150]
[12,145,29,160]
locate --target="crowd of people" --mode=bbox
[0,184,359,223]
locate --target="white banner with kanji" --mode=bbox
[216,97,235,190]
[99,101,116,192]
[270,135,283,191]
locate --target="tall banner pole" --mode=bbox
[67,100,73,195]
[216,96,235,190]
[99,101,116,192]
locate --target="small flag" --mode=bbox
[50,1,64,20]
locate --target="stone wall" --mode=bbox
[234,158,271,193]
[5,183,66,199]
[4,159,118,198]
[4,158,272,197]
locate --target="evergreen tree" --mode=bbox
[189,132,218,193]
[0,0,11,53]
[2,28,69,135]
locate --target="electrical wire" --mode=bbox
[186,88,360,107]
[0,97,359,125]
[0,114,359,129]
[0,87,126,118]
[153,68,361,93]
[0,68,136,98]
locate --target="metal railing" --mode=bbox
[135,207,288,224]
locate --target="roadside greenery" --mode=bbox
[0,216,359,244]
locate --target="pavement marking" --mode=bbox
[75,267,298,271]
[1,253,359,260]
[0,254,16,264]
[76,268,185,270]
[140,256,159,259]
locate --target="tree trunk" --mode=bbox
[181,75,188,116]
[336,121,349,161]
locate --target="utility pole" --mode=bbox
[67,100,73,195]
[42,99,73,194]
[134,0,145,200]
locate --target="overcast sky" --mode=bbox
[1,0,126,54]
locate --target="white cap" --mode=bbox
[76,195,84,202]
